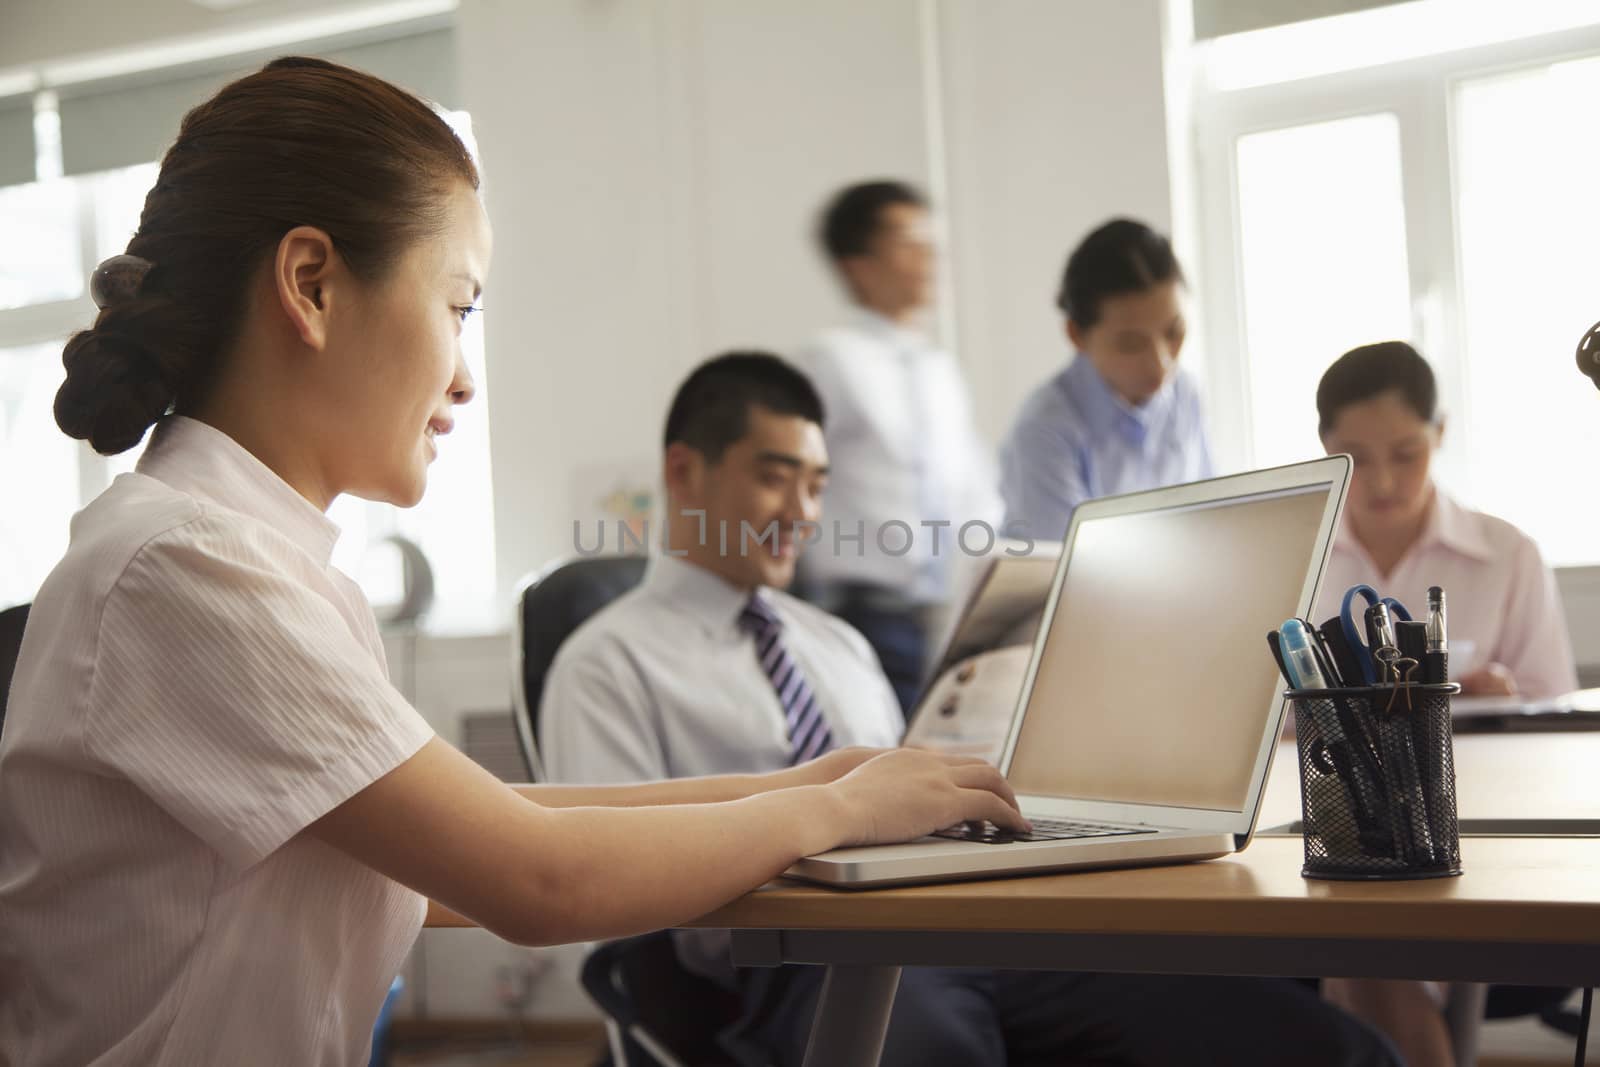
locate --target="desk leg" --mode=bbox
[801,964,901,1067]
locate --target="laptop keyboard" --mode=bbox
[934,816,1159,845]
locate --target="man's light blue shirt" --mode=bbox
[999,356,1214,542]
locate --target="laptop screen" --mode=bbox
[1005,483,1331,814]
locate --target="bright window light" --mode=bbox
[0,341,79,608]
[1451,55,1600,565]
[1201,0,1600,92]
[1235,112,1413,469]
[0,180,81,309]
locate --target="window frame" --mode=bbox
[1192,18,1600,487]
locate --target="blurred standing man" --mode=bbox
[795,180,1001,714]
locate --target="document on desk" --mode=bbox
[1449,685,1600,718]
[1448,689,1600,733]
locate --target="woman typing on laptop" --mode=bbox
[0,60,1026,1067]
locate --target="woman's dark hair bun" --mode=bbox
[55,314,179,456]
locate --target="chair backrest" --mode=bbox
[581,930,749,1067]
[511,556,648,781]
[0,602,30,737]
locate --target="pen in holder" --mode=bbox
[1286,682,1462,880]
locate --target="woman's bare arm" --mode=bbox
[310,738,1022,946]
[509,746,882,808]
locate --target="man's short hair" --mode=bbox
[1316,341,1438,438]
[663,351,826,463]
[1056,218,1184,329]
[818,180,927,261]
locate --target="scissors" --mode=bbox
[1339,584,1412,685]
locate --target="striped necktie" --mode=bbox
[738,594,835,765]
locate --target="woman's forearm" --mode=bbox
[512,774,770,808]
[511,749,878,808]
[505,786,851,944]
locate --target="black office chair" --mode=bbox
[0,602,29,738]
[510,555,649,783]
[581,932,752,1067]
[510,556,752,1067]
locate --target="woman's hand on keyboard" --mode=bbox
[825,749,1030,849]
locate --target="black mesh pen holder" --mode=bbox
[1287,684,1462,880]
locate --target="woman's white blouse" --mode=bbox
[0,416,435,1066]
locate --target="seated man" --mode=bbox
[542,351,1398,1067]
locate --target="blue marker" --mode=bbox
[1281,618,1394,857]
[1279,619,1331,691]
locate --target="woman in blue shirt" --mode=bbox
[999,219,1213,542]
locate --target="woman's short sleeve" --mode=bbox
[84,515,435,870]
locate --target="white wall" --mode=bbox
[939,0,1177,442]
[462,0,1180,600]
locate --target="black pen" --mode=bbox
[1365,602,1400,681]
[1425,586,1449,684]
[1318,618,1368,693]
[1307,623,1345,688]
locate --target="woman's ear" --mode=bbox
[1432,414,1447,449]
[274,226,340,350]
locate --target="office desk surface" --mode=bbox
[683,731,1600,1065]
[1259,729,1600,827]
[685,836,1600,947]
[425,729,1600,927]
[692,837,1600,1066]
[679,732,1600,954]
[429,731,1600,1066]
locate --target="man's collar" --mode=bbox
[643,553,758,636]
[851,306,930,351]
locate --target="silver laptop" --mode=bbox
[786,455,1353,888]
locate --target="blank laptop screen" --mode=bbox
[1005,485,1330,813]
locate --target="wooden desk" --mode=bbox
[422,732,1600,1064]
[684,732,1600,1067]
[1260,730,1600,827]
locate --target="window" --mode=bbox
[1196,7,1600,565]
[1234,113,1412,470]
[1451,55,1600,565]
[0,180,81,310]
[0,341,78,607]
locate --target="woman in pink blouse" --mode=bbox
[1313,341,1577,700]
[1313,340,1578,1067]
[0,59,1024,1066]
